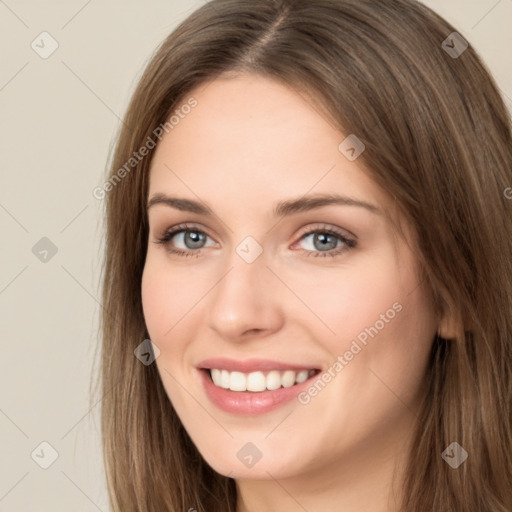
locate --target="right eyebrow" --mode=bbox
[147,194,212,215]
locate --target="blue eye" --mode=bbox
[154,223,356,258]
[296,229,356,257]
[155,225,216,257]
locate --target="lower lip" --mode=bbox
[199,369,317,415]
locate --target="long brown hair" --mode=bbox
[96,0,512,510]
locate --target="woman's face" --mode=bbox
[142,73,439,482]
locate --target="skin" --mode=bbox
[141,73,454,512]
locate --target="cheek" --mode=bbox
[141,262,194,402]
[141,265,169,341]
[141,255,200,341]
[326,266,437,420]
[304,246,436,395]
[141,262,188,365]
[287,250,407,347]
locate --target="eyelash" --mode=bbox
[154,223,357,259]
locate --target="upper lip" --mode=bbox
[197,358,320,373]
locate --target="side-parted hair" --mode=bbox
[97,1,512,510]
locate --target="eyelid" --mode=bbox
[294,222,357,242]
[154,222,217,244]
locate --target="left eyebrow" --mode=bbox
[146,193,382,217]
[147,194,212,215]
[273,193,381,217]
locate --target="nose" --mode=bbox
[207,250,285,342]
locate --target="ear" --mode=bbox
[437,305,461,340]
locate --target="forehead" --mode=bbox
[148,74,388,208]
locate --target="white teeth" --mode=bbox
[282,370,296,388]
[229,371,246,391]
[266,370,281,390]
[220,370,230,389]
[247,371,267,392]
[211,368,221,386]
[296,370,309,383]
[209,368,315,392]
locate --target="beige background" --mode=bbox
[0,1,510,510]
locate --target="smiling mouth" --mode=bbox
[203,368,321,392]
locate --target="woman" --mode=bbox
[98,0,512,510]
